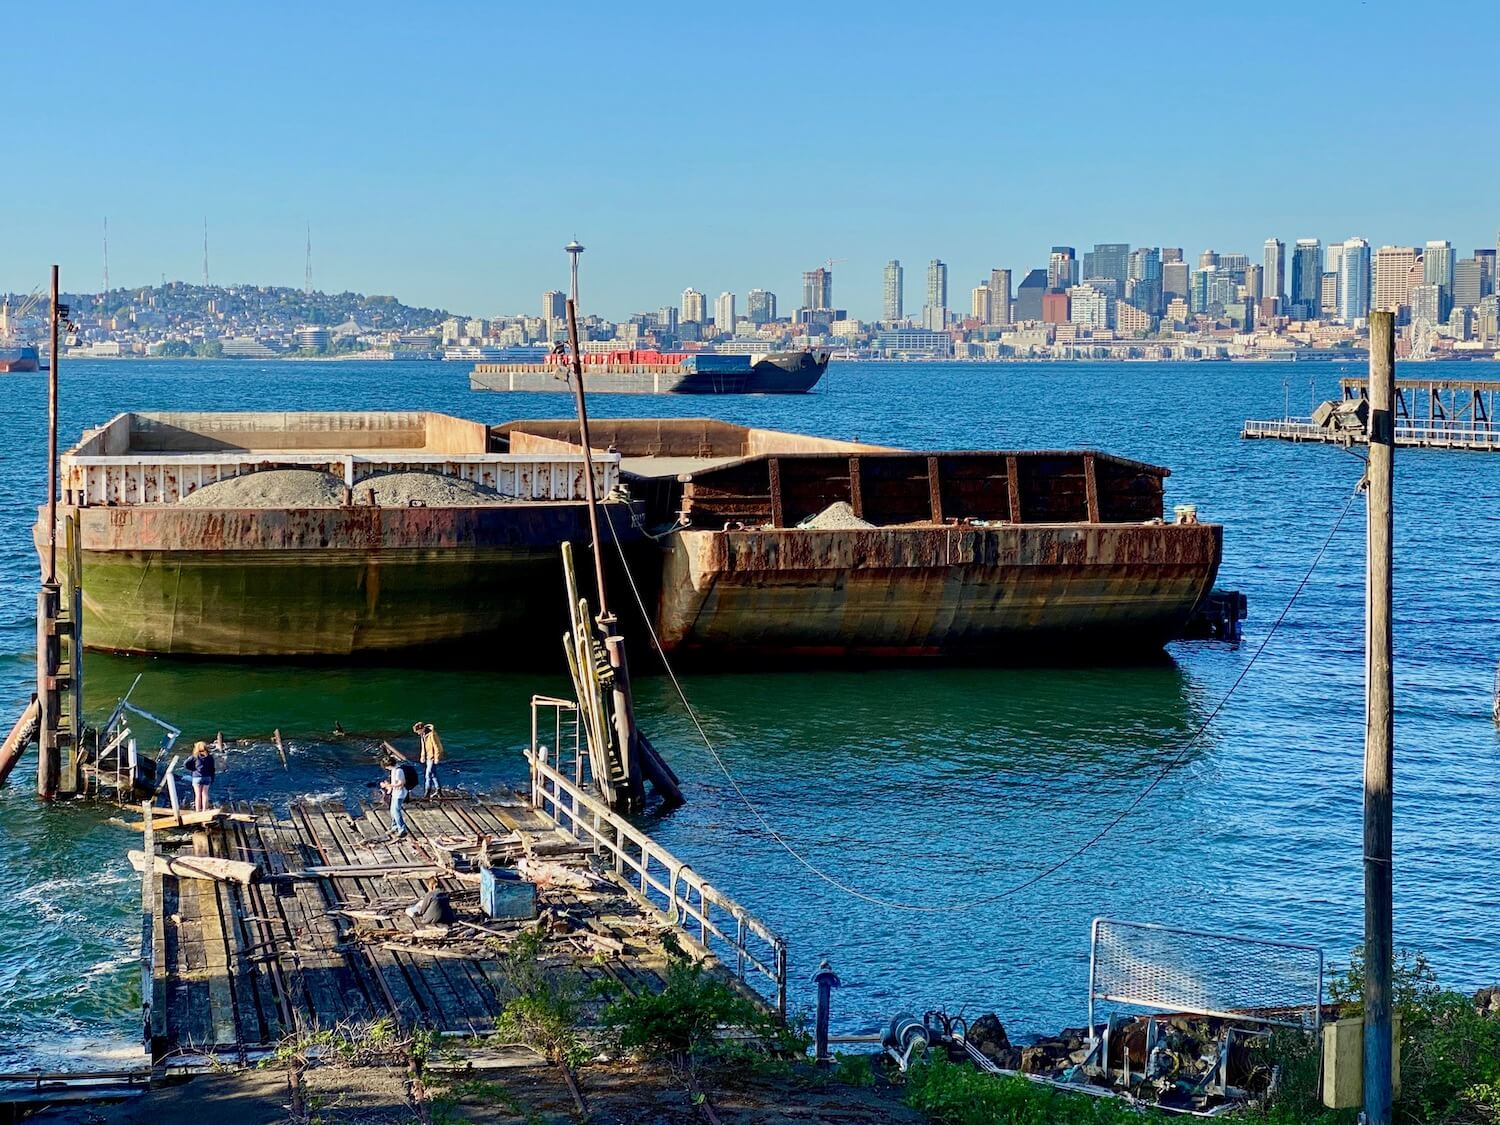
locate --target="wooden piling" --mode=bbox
[36,584,61,798]
[1363,309,1396,1125]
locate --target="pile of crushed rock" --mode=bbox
[798,501,874,530]
[177,468,510,508]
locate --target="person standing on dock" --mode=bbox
[187,741,216,811]
[414,721,444,798]
[380,754,411,839]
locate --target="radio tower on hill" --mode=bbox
[102,217,110,302]
[304,224,313,295]
[202,218,210,288]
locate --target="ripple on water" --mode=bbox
[0,359,1497,1057]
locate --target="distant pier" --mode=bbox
[1244,376,1500,451]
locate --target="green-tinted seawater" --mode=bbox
[2,358,1498,1068]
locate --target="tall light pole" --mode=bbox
[565,240,585,306]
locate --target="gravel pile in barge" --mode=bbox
[177,469,511,508]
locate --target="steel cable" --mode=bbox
[603,478,1362,913]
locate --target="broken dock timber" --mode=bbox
[136,786,787,1064]
[1244,375,1500,451]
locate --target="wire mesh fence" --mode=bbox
[1089,917,1324,1032]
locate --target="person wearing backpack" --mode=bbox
[380,754,414,839]
[414,722,445,798]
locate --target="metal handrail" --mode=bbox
[525,743,788,1015]
[62,451,620,506]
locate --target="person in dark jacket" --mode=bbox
[187,741,216,811]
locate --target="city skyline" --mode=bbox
[5,1,1499,316]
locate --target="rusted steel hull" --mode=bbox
[36,502,633,657]
[657,523,1222,659]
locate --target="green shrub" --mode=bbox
[1252,947,1500,1125]
[603,955,772,1070]
[904,1056,1153,1125]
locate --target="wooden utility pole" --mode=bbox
[37,265,63,799]
[565,298,643,811]
[1363,309,1396,1125]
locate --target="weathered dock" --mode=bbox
[136,754,786,1064]
[1244,376,1500,451]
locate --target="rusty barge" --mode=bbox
[36,411,638,657]
[502,419,1223,659]
[37,413,1224,661]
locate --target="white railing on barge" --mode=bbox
[526,698,788,1016]
[1242,417,1500,450]
[61,452,620,507]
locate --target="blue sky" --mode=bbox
[4,0,1498,320]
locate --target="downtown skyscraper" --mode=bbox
[802,268,833,311]
[1290,239,1323,318]
[922,259,949,329]
[1262,239,1285,307]
[1337,238,1372,323]
[882,260,904,323]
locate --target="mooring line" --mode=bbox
[603,481,1363,913]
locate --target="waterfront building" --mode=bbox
[221,336,281,358]
[1424,240,1456,296]
[1048,247,1078,290]
[1373,246,1417,314]
[1164,297,1189,324]
[1041,290,1070,324]
[873,327,952,359]
[1068,283,1113,329]
[802,268,833,311]
[1454,259,1484,308]
[1082,243,1130,292]
[543,290,566,324]
[747,288,776,324]
[295,325,330,351]
[882,261,903,323]
[681,288,706,324]
[1290,239,1323,318]
[1337,238,1372,323]
[970,284,993,324]
[714,292,736,335]
[1262,239,1286,307]
[1015,269,1049,321]
[989,268,1012,326]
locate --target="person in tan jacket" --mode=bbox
[414,722,445,798]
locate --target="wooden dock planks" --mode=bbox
[140,789,764,1060]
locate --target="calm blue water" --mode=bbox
[1,358,1498,1069]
